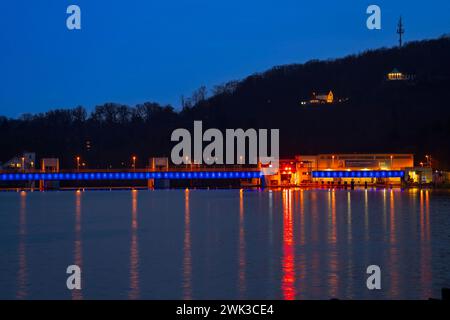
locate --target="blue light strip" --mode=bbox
[311,170,405,178]
[0,171,263,181]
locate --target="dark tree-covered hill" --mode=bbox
[1,36,450,169]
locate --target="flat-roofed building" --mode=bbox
[314,153,413,170]
[264,153,414,187]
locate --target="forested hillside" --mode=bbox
[1,36,450,169]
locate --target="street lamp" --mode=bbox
[425,155,430,167]
[132,156,137,171]
[21,157,25,172]
[76,156,80,171]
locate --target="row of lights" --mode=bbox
[76,155,138,170]
[312,170,405,178]
[69,153,432,170]
[1,171,263,181]
[75,155,243,170]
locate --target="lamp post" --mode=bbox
[76,156,80,171]
[425,155,431,168]
[21,157,25,172]
[132,156,137,171]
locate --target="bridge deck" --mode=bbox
[0,170,262,181]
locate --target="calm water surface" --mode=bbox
[1,188,450,300]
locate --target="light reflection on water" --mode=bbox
[16,191,27,299]
[238,189,246,299]
[182,189,192,300]
[72,191,83,300]
[0,188,449,300]
[282,190,295,300]
[128,189,139,300]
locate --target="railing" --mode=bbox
[0,165,260,174]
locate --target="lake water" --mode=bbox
[0,188,449,300]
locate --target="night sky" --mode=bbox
[1,0,449,117]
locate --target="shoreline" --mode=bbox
[1,185,448,193]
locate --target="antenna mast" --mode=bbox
[397,17,405,47]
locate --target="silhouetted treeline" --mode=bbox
[1,36,450,169]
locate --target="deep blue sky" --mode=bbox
[1,1,449,118]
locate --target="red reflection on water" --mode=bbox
[129,190,140,300]
[238,189,246,298]
[72,191,83,300]
[297,190,307,299]
[16,192,27,299]
[419,190,431,239]
[183,189,192,300]
[282,190,295,300]
[299,190,305,245]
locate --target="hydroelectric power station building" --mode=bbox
[265,153,417,187]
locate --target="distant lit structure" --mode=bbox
[311,91,333,104]
[39,158,60,190]
[387,68,405,80]
[41,158,60,172]
[301,90,342,106]
[1,152,35,170]
[265,153,414,187]
[387,68,415,81]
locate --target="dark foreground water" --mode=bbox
[0,188,449,300]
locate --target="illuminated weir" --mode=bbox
[0,171,262,181]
